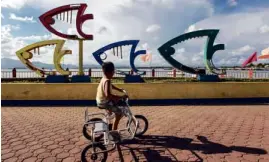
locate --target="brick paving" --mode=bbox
[1,105,269,162]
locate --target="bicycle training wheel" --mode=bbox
[83,118,104,141]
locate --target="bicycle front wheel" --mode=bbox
[81,143,107,162]
[127,115,148,137]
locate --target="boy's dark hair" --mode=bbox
[102,62,115,73]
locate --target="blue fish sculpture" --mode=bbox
[92,40,146,75]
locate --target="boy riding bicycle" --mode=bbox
[96,62,128,131]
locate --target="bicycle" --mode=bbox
[81,89,148,162]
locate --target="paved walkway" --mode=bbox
[1,105,269,162]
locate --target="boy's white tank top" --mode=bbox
[96,77,112,104]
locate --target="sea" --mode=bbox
[1,68,269,79]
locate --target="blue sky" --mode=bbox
[1,0,269,68]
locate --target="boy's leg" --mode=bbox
[113,114,123,130]
[105,109,113,130]
[105,101,123,130]
[112,100,124,130]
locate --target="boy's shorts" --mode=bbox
[97,100,125,115]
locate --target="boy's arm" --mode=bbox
[104,80,124,101]
[111,84,123,92]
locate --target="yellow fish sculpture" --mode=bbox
[16,40,72,76]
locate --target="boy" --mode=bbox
[96,61,128,130]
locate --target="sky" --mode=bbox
[1,0,269,68]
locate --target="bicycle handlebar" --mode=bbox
[122,89,128,95]
[122,89,129,102]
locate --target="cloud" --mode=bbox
[0,0,194,10]
[97,26,108,34]
[1,0,137,10]
[232,45,254,55]
[185,25,196,33]
[259,25,269,34]
[142,43,149,50]
[176,48,185,54]
[1,0,32,9]
[1,25,20,44]
[1,25,27,59]
[227,0,238,7]
[67,27,78,35]
[5,24,20,30]
[0,0,218,67]
[153,36,159,41]
[9,13,36,23]
[185,24,203,33]
[122,35,130,40]
[3,0,267,68]
[16,35,51,41]
[1,26,13,44]
[182,9,269,66]
[1,13,4,19]
[146,24,161,33]
[1,23,94,65]
[37,0,213,67]
[1,24,54,59]
[261,47,269,55]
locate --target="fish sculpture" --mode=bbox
[158,29,225,75]
[16,40,72,76]
[39,3,94,40]
[92,40,147,75]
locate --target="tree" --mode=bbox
[247,63,254,67]
[257,63,264,68]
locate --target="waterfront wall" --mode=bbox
[2,82,269,101]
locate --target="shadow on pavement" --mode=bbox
[115,135,267,162]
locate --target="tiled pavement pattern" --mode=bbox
[1,105,269,162]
